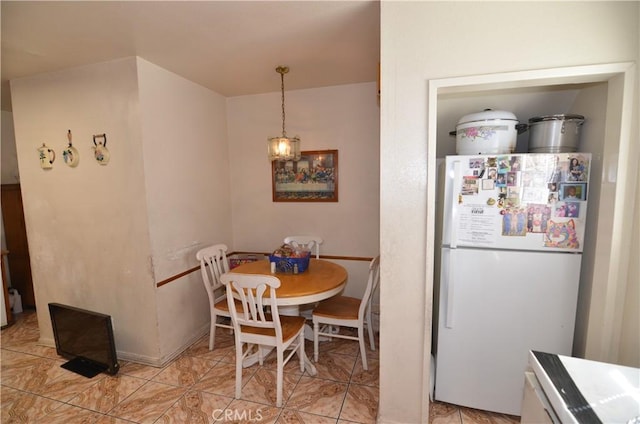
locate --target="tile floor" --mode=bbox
[1,311,520,423]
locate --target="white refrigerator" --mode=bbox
[433,152,591,416]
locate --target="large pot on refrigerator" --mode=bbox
[527,114,585,153]
[452,109,524,155]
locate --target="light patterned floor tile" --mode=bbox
[156,389,233,423]
[184,331,237,362]
[35,403,107,423]
[1,349,44,376]
[277,409,338,423]
[2,353,103,402]
[212,346,238,365]
[93,414,137,424]
[429,401,462,424]
[193,360,258,398]
[29,366,107,402]
[108,380,187,423]
[460,406,520,424]
[312,352,357,383]
[152,354,216,387]
[238,367,301,406]
[363,346,379,363]
[118,360,164,380]
[315,338,359,357]
[2,342,60,359]
[1,385,65,423]
[350,356,379,387]
[67,373,147,413]
[339,384,378,424]
[285,375,347,418]
[259,349,308,376]
[0,317,40,347]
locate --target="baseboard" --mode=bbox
[39,323,210,369]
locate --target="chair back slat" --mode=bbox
[358,256,381,321]
[196,244,230,294]
[222,273,283,340]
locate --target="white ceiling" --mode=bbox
[1,1,380,111]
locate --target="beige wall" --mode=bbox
[617,3,640,368]
[619,160,640,367]
[10,58,159,361]
[379,2,639,423]
[226,83,380,258]
[136,58,233,361]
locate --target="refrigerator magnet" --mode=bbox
[544,218,580,249]
[482,179,495,190]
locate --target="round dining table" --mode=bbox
[229,258,347,374]
[230,258,347,312]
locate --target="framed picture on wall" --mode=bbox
[272,150,338,202]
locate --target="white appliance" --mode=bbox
[433,153,591,416]
[523,350,640,424]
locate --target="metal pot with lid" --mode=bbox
[451,109,525,155]
[527,114,585,153]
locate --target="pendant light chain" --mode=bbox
[277,66,289,138]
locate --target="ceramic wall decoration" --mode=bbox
[92,133,110,165]
[37,143,55,169]
[62,130,79,167]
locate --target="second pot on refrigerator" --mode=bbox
[527,114,585,153]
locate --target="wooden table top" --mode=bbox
[230,259,347,305]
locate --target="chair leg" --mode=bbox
[209,313,217,350]
[313,320,320,362]
[358,325,368,371]
[235,341,243,400]
[276,347,284,407]
[297,332,305,373]
[366,309,376,351]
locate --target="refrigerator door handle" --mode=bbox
[449,160,462,249]
[444,249,455,328]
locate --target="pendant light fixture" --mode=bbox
[268,66,301,162]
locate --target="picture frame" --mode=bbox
[559,182,587,201]
[272,149,338,202]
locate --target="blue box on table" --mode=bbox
[268,252,311,273]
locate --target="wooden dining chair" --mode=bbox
[312,255,380,370]
[283,235,323,259]
[196,244,234,350]
[221,272,306,407]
